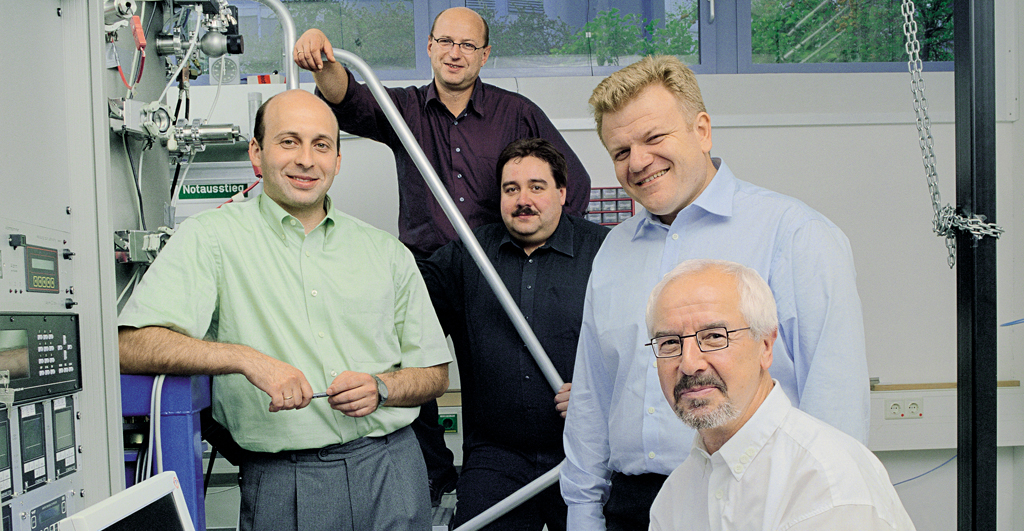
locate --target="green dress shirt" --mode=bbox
[120,194,451,452]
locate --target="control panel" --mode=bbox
[0,312,82,531]
[0,314,81,405]
[1,219,75,314]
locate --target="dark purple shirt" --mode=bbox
[323,72,592,256]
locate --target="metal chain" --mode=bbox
[900,0,1004,268]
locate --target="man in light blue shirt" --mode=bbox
[560,56,869,530]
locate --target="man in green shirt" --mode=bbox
[119,90,452,530]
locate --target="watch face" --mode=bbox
[211,56,238,84]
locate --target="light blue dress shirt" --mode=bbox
[561,159,870,528]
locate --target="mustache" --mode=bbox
[674,372,727,398]
[512,206,538,216]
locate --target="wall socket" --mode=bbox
[884,397,924,419]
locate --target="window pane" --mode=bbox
[750,0,952,65]
[230,1,416,76]
[481,1,699,70]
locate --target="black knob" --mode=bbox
[227,34,244,55]
[65,299,78,309]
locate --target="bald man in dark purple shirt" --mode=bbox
[294,7,592,258]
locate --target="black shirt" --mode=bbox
[419,214,609,453]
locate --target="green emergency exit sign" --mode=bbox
[178,183,250,200]
[438,413,458,433]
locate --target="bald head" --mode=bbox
[431,7,489,46]
[254,90,340,152]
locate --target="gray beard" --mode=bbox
[676,397,739,430]
[673,372,740,430]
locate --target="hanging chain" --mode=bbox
[900,0,1004,268]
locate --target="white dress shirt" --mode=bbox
[561,159,870,528]
[650,383,915,531]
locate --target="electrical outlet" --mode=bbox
[905,397,924,418]
[884,399,905,419]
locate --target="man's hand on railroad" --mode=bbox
[294,28,336,73]
[555,382,572,419]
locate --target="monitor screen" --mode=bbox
[20,415,44,461]
[57,471,195,531]
[53,408,74,452]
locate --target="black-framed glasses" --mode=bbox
[645,327,751,359]
[431,36,484,54]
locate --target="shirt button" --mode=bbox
[525,375,530,380]
[528,259,533,263]
[459,197,465,202]
[647,407,655,414]
[331,370,337,376]
[290,219,297,226]
[319,332,325,338]
[280,234,286,240]
[746,448,756,457]
[715,489,724,499]
[311,290,318,297]
[455,147,461,153]
[648,452,656,459]
[526,285,532,290]
[740,455,749,464]
[453,120,459,125]
[457,173,463,179]
[734,464,743,473]
[672,233,679,240]
[653,360,658,368]
[305,251,310,257]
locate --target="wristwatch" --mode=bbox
[372,374,389,407]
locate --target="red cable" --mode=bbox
[218,179,262,208]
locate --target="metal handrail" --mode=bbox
[454,462,563,531]
[257,0,299,89]
[333,48,564,395]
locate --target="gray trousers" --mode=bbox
[237,425,430,531]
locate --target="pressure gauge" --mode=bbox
[210,55,240,85]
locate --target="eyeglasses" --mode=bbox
[645,327,751,358]
[431,36,484,54]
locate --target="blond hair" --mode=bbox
[590,56,706,140]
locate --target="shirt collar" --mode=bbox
[691,380,790,481]
[499,213,575,257]
[632,158,736,240]
[258,193,336,238]
[425,78,485,118]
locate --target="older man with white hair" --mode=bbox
[644,259,915,531]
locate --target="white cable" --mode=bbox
[138,147,145,204]
[170,152,197,210]
[158,8,201,105]
[141,379,156,480]
[123,134,145,230]
[206,56,226,122]
[116,265,142,311]
[153,374,165,474]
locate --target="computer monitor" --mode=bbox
[57,471,195,531]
